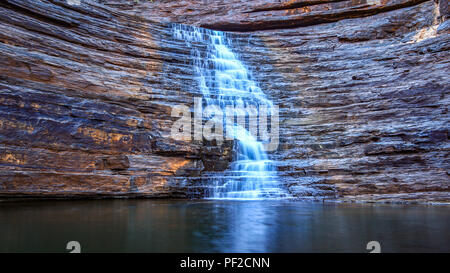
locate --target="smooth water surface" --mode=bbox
[1,199,449,253]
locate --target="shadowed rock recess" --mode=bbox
[0,0,448,203]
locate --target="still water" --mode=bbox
[0,199,449,253]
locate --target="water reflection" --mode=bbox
[0,200,449,252]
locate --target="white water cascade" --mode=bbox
[172,24,289,200]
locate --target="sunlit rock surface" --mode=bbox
[0,0,448,203]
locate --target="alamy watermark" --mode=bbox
[67,0,81,5]
[66,241,81,253]
[366,241,381,253]
[170,98,279,152]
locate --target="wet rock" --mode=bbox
[437,19,450,33]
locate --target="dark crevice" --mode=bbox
[245,0,349,13]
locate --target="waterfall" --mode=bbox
[172,24,289,200]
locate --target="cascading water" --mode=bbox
[172,24,289,200]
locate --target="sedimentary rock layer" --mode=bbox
[0,0,214,198]
[235,0,450,203]
[0,0,448,203]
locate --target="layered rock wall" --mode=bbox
[0,0,448,203]
[0,0,210,198]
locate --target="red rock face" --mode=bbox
[0,0,448,203]
[108,0,438,30]
[0,0,212,198]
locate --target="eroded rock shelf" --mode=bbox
[0,0,448,203]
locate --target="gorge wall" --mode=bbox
[0,0,448,203]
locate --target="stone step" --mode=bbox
[209,188,291,199]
